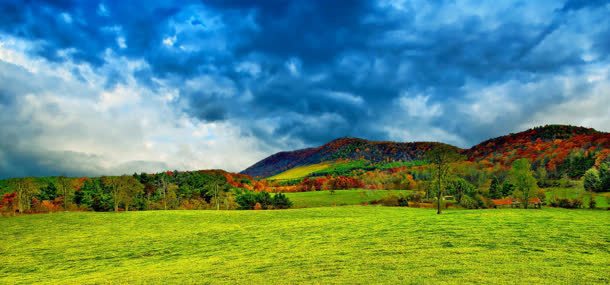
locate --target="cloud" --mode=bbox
[0,0,609,177]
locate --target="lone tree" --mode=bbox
[509,159,537,209]
[425,145,463,214]
[583,168,601,193]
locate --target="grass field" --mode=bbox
[1,207,609,284]
[285,189,410,208]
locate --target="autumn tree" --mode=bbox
[425,145,464,214]
[509,159,537,209]
[11,178,38,213]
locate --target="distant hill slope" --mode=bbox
[466,125,610,172]
[241,138,459,178]
[242,125,610,178]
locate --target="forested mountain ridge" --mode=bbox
[466,125,609,178]
[243,125,610,178]
[241,138,458,178]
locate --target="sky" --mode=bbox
[0,0,609,178]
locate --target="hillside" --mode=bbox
[466,125,610,176]
[242,125,610,178]
[241,138,457,177]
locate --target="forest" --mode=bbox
[1,125,609,214]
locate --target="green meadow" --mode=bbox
[1,207,609,284]
[285,189,410,208]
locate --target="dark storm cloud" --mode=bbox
[0,0,609,178]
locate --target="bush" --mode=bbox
[371,194,409,207]
[271,193,292,209]
[583,168,602,192]
[550,198,583,209]
[588,195,596,209]
[235,190,293,210]
[408,191,424,203]
[460,195,479,209]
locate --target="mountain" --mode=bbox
[242,125,610,178]
[241,138,459,177]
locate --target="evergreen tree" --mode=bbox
[489,176,502,199]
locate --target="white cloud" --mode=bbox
[235,61,261,77]
[398,93,442,119]
[116,37,127,49]
[285,57,301,77]
[162,35,176,47]
[0,37,267,177]
[324,91,364,105]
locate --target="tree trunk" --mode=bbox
[437,165,442,215]
[216,184,220,210]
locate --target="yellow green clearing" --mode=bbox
[267,161,334,180]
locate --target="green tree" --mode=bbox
[38,183,58,201]
[205,176,229,210]
[535,167,548,187]
[599,163,610,191]
[509,159,538,209]
[101,176,123,212]
[488,176,502,199]
[446,178,476,203]
[425,145,464,214]
[501,181,515,197]
[120,176,144,211]
[157,174,178,210]
[57,176,74,209]
[583,168,601,193]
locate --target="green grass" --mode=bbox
[544,183,610,208]
[1,207,609,284]
[285,189,410,208]
[268,162,334,180]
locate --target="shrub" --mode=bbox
[583,168,602,192]
[235,190,293,210]
[271,193,292,209]
[460,195,479,209]
[407,191,424,203]
[550,198,583,209]
[588,195,596,209]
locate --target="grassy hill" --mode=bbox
[1,207,609,284]
[268,161,335,180]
